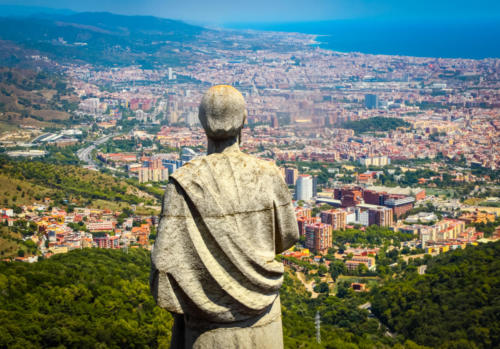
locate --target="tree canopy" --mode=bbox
[0,248,173,348]
[371,241,500,348]
[339,117,410,134]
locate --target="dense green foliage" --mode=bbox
[1,248,394,349]
[0,157,152,205]
[0,249,173,348]
[340,117,410,134]
[102,139,141,153]
[371,241,500,348]
[1,243,497,348]
[281,271,396,348]
[333,226,414,248]
[42,144,83,165]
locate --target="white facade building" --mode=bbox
[295,175,313,201]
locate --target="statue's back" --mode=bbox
[151,85,299,349]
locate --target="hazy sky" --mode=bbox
[1,0,499,24]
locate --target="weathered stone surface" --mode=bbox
[198,85,247,141]
[151,85,299,348]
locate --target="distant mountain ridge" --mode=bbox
[29,11,206,39]
[0,8,311,69]
[0,4,75,17]
[0,11,207,67]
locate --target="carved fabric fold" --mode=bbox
[151,152,299,323]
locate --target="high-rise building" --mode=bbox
[285,168,299,185]
[312,176,318,197]
[365,94,379,109]
[296,175,313,201]
[305,223,332,254]
[320,209,347,230]
[297,216,316,237]
[295,207,312,218]
[168,110,179,124]
[271,114,279,128]
[138,167,149,183]
[368,206,393,227]
[138,167,169,183]
[163,161,177,174]
[186,111,199,126]
[354,207,370,226]
[356,204,393,227]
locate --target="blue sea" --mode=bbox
[227,19,500,59]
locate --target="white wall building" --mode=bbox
[295,175,313,201]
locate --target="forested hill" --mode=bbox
[371,241,500,348]
[0,248,173,348]
[1,243,498,347]
[0,10,308,69]
[0,157,158,208]
[0,248,401,349]
[0,12,206,67]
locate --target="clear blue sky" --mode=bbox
[1,0,499,24]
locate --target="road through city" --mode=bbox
[76,134,114,168]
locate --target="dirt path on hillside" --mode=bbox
[296,271,319,298]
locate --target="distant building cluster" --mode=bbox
[98,147,200,183]
[1,204,157,262]
[332,185,424,218]
[398,218,483,250]
[358,155,390,167]
[134,148,199,183]
[292,184,429,254]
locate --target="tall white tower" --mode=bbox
[295,175,313,201]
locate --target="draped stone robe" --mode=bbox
[150,150,299,325]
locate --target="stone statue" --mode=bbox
[150,85,299,348]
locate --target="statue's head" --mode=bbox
[199,85,247,141]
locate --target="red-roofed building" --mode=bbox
[93,234,120,249]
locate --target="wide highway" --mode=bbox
[76,134,114,168]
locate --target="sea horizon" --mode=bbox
[226,18,500,60]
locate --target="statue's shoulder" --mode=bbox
[172,152,280,179]
[169,157,203,182]
[231,152,280,174]
[174,152,279,177]
[171,152,291,205]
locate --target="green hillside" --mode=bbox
[0,67,79,128]
[0,248,173,348]
[281,270,396,348]
[0,12,205,68]
[0,11,304,69]
[371,241,500,348]
[0,249,402,349]
[0,157,158,208]
[1,242,497,348]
